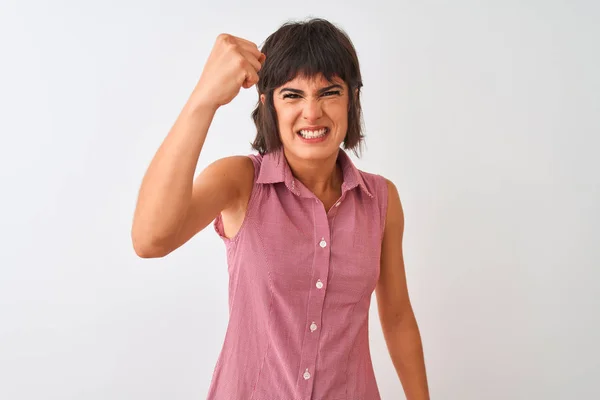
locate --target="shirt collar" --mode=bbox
[256,148,373,199]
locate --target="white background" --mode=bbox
[1,1,599,399]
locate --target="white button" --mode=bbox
[316,280,324,289]
[319,239,327,248]
[335,201,341,207]
[310,322,318,332]
[303,368,311,380]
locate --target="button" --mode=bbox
[335,201,341,207]
[303,368,311,380]
[319,239,327,248]
[310,322,318,332]
[316,280,324,289]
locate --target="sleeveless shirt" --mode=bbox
[207,149,389,400]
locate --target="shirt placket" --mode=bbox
[297,197,333,400]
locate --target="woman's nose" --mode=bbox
[302,98,323,121]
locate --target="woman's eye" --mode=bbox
[282,91,341,100]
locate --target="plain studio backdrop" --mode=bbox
[1,0,599,399]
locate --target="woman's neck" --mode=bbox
[283,148,343,198]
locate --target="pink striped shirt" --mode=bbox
[208,149,388,400]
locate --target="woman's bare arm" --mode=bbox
[131,34,264,258]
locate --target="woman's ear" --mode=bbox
[260,94,265,105]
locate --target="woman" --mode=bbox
[132,18,429,400]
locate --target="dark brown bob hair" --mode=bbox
[251,18,365,156]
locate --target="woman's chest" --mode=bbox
[242,191,383,302]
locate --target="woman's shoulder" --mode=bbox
[213,153,262,178]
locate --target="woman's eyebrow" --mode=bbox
[279,84,344,95]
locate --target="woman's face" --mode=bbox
[264,73,350,161]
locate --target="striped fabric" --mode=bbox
[208,149,388,400]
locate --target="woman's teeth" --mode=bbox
[298,128,328,139]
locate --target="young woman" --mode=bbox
[132,18,429,400]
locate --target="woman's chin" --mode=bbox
[287,142,342,161]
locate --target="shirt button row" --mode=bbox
[309,246,324,382]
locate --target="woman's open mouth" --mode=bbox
[297,127,330,143]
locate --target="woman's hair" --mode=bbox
[251,18,365,156]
